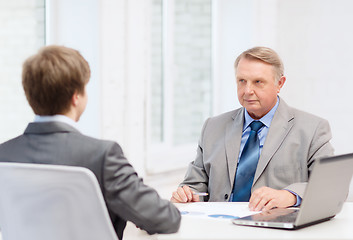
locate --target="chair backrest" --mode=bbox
[0,162,118,240]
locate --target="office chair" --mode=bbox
[0,162,118,240]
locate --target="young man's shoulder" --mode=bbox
[71,130,123,155]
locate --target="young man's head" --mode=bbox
[22,45,90,120]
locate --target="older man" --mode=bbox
[171,46,334,211]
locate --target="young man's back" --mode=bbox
[0,45,181,240]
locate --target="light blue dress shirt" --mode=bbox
[235,97,302,206]
[34,114,80,130]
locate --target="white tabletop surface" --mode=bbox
[131,202,353,240]
[1,202,352,240]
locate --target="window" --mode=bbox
[147,0,213,172]
[0,0,45,143]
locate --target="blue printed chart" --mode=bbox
[176,202,260,221]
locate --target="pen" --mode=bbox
[193,192,208,196]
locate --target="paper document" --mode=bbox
[175,202,260,220]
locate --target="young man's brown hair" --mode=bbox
[22,45,90,115]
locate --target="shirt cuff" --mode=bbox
[284,189,302,207]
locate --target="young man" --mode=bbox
[171,46,334,212]
[0,45,180,240]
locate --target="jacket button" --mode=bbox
[224,194,229,200]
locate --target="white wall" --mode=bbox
[276,0,353,201]
[276,0,353,156]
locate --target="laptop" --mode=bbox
[232,153,353,229]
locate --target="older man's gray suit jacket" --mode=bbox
[0,122,181,240]
[181,98,334,201]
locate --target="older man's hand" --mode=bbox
[170,185,200,203]
[248,187,297,211]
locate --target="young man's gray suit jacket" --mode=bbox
[181,97,334,202]
[0,122,181,240]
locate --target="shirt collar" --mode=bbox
[243,97,280,130]
[34,115,79,130]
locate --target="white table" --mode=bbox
[131,202,353,240]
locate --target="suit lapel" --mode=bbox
[225,108,244,187]
[253,99,294,185]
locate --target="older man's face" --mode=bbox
[236,57,285,120]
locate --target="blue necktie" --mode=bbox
[232,121,264,202]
